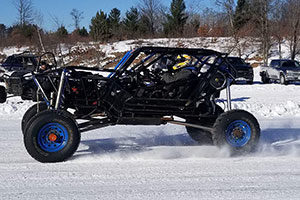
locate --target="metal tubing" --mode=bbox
[226,78,232,111]
[167,120,214,132]
[55,69,66,110]
[32,76,49,102]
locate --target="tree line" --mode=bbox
[0,0,299,64]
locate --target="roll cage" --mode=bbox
[30,47,236,132]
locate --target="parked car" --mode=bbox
[227,57,254,84]
[260,59,300,84]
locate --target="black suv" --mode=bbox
[260,59,300,84]
[0,52,57,102]
[227,57,253,84]
[0,51,38,72]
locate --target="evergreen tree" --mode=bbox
[164,0,188,36]
[0,24,6,38]
[139,14,151,35]
[89,10,110,41]
[108,8,121,38]
[56,26,68,37]
[108,8,121,29]
[123,7,140,37]
[78,27,88,37]
[233,0,251,31]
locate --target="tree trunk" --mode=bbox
[291,20,299,60]
[36,27,45,52]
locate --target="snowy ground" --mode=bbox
[0,67,300,199]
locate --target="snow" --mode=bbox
[0,66,299,199]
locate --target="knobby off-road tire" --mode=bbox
[21,102,48,134]
[212,109,260,155]
[186,125,213,145]
[0,86,7,103]
[24,110,80,163]
[186,105,224,145]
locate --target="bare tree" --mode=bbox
[70,8,84,30]
[215,0,244,55]
[34,10,46,52]
[50,14,67,65]
[285,0,300,60]
[251,0,274,65]
[138,0,162,36]
[270,0,286,59]
[13,0,34,26]
[215,0,235,29]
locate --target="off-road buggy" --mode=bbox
[18,47,260,163]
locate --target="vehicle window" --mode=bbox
[271,60,279,68]
[228,58,245,65]
[282,61,297,68]
[4,56,13,64]
[13,57,23,65]
[24,57,33,66]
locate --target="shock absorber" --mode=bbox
[55,69,67,110]
[226,78,232,111]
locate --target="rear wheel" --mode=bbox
[22,102,48,134]
[212,109,260,154]
[186,123,213,145]
[261,72,270,83]
[186,105,223,145]
[24,110,80,163]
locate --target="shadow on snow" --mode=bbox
[73,127,300,159]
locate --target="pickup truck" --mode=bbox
[260,59,300,84]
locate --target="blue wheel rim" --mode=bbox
[226,120,251,147]
[37,123,69,152]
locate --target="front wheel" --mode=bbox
[280,74,287,85]
[24,110,80,163]
[212,110,260,154]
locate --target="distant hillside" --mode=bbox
[1,37,299,68]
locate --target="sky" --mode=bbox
[0,0,215,32]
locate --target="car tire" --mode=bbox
[261,72,270,83]
[280,74,287,85]
[0,86,7,103]
[212,109,260,155]
[21,102,48,134]
[24,110,80,163]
